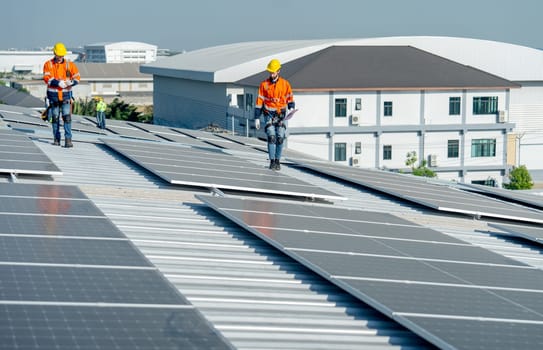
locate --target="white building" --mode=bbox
[0,50,79,75]
[84,41,157,63]
[141,37,543,186]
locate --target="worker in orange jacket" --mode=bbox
[43,42,80,148]
[254,59,295,171]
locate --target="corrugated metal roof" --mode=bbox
[236,46,520,91]
[5,129,543,349]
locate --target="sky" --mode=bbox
[4,0,543,52]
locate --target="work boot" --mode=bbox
[274,159,281,171]
[53,139,60,146]
[269,159,275,170]
[65,138,73,148]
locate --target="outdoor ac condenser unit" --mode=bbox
[498,110,508,123]
[351,114,360,125]
[352,155,362,167]
[428,154,437,167]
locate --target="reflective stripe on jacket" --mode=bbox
[43,58,80,102]
[255,76,294,112]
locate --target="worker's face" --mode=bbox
[54,55,64,63]
[269,70,279,81]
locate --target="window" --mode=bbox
[334,143,347,161]
[245,93,253,111]
[354,142,362,155]
[447,140,459,158]
[471,139,496,157]
[384,101,393,116]
[383,145,392,160]
[355,98,362,111]
[473,97,498,115]
[236,95,244,109]
[335,98,347,117]
[449,97,461,115]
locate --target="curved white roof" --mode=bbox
[141,36,543,83]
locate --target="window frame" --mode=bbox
[471,139,496,157]
[447,139,459,158]
[449,97,461,115]
[334,143,347,161]
[335,98,347,118]
[383,145,392,160]
[473,96,498,115]
[383,101,393,117]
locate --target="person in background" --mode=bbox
[43,42,80,147]
[95,97,107,129]
[254,58,295,171]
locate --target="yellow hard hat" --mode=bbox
[266,59,281,73]
[53,42,67,56]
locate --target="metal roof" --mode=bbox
[3,118,543,349]
[77,62,151,80]
[140,36,543,83]
[236,46,519,91]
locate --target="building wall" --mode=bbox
[284,88,509,185]
[153,76,228,128]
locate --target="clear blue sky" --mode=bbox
[5,0,543,51]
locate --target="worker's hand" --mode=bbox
[66,80,74,86]
[58,80,67,89]
[255,118,260,130]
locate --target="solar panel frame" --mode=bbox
[0,129,62,176]
[458,182,543,209]
[293,159,543,224]
[198,194,543,350]
[102,138,345,200]
[489,222,543,245]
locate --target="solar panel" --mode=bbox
[0,129,62,176]
[489,222,543,245]
[88,118,164,141]
[0,305,232,350]
[0,182,233,349]
[293,159,543,224]
[102,138,345,201]
[458,182,543,209]
[198,194,543,350]
[0,109,49,127]
[173,128,262,152]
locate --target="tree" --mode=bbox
[503,165,533,190]
[405,151,437,178]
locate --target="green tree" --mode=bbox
[503,165,533,190]
[405,151,437,178]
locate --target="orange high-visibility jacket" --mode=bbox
[255,77,294,113]
[43,58,80,102]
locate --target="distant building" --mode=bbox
[12,63,153,106]
[84,42,157,63]
[0,50,79,75]
[141,37,543,186]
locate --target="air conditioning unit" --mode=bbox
[498,110,508,123]
[351,114,360,125]
[352,155,362,167]
[428,154,437,167]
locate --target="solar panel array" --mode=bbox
[198,194,543,350]
[0,128,62,176]
[0,182,233,350]
[102,138,344,200]
[489,222,543,245]
[293,160,543,224]
[458,182,543,209]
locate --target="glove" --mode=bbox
[288,102,295,110]
[58,80,67,89]
[66,80,74,86]
[254,108,262,117]
[255,118,260,130]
